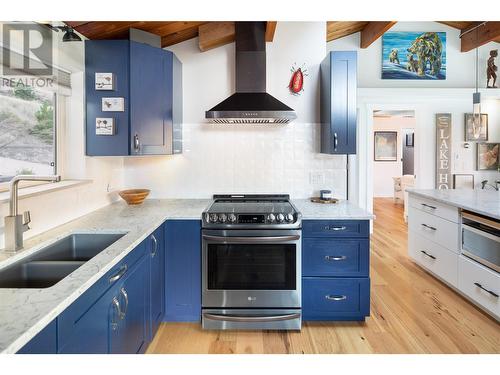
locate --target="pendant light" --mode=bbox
[472,27,481,128]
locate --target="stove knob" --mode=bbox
[285,213,294,222]
[267,213,276,223]
[209,213,218,223]
[219,213,227,223]
[228,213,237,223]
[276,213,285,223]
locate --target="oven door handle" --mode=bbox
[202,235,300,243]
[203,313,301,323]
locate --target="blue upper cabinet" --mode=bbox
[320,51,357,154]
[85,40,182,156]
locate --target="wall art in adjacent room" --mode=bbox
[102,97,125,112]
[465,113,488,141]
[95,118,115,135]
[374,131,397,161]
[95,72,115,90]
[382,32,446,80]
[477,143,499,171]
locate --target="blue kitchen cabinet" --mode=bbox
[17,319,57,354]
[110,253,149,354]
[302,219,370,321]
[57,239,148,353]
[165,220,201,322]
[148,225,165,340]
[85,40,182,156]
[320,51,357,154]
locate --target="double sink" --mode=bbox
[0,233,126,289]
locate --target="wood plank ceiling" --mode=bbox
[65,21,499,52]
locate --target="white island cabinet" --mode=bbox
[407,190,499,321]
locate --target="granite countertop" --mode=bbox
[0,197,372,353]
[407,189,500,220]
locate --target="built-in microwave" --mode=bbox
[461,211,500,273]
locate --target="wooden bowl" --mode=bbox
[119,189,150,205]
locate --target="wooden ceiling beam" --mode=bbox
[198,22,235,52]
[265,22,277,42]
[460,22,500,52]
[360,21,396,48]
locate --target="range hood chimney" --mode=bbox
[205,22,297,124]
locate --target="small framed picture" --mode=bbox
[465,113,488,142]
[95,73,115,90]
[453,174,474,190]
[96,118,115,135]
[405,132,414,147]
[102,97,125,112]
[374,131,398,161]
[477,142,499,170]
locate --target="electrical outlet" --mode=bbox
[310,171,325,186]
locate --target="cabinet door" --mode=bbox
[18,320,57,354]
[110,252,148,354]
[130,42,173,155]
[149,225,165,339]
[165,220,201,321]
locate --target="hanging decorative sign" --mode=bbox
[436,113,452,189]
[288,63,308,95]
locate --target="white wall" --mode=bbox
[373,116,416,197]
[122,22,349,199]
[327,21,499,88]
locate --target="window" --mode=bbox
[0,83,56,183]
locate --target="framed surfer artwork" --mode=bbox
[382,31,446,80]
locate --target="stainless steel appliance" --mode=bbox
[461,211,500,273]
[202,194,302,330]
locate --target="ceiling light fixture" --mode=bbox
[46,24,82,42]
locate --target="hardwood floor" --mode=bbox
[147,198,500,354]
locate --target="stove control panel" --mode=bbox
[205,212,295,224]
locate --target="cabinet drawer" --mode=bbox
[303,238,369,277]
[409,195,459,223]
[458,256,499,319]
[302,278,370,320]
[302,220,369,238]
[408,230,458,287]
[408,207,459,253]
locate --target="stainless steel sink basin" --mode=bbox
[0,232,126,288]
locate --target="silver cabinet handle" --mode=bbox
[133,134,140,151]
[420,250,436,260]
[325,295,347,301]
[324,225,347,231]
[203,313,300,323]
[111,297,121,331]
[109,264,127,284]
[333,132,338,150]
[421,203,437,210]
[325,255,347,261]
[474,282,499,298]
[151,234,158,258]
[421,223,437,231]
[120,287,129,319]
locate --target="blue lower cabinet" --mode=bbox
[17,319,57,354]
[165,220,201,322]
[110,254,149,354]
[149,225,165,340]
[302,278,370,321]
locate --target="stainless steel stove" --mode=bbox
[201,194,302,330]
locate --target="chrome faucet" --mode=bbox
[4,175,61,252]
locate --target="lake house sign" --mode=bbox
[436,113,452,189]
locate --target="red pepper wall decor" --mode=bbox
[289,63,308,95]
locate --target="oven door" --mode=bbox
[202,229,301,308]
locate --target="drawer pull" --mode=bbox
[324,255,347,261]
[324,225,347,231]
[325,295,347,301]
[420,250,436,260]
[109,264,127,283]
[111,297,121,331]
[421,223,437,231]
[421,203,437,210]
[474,282,499,298]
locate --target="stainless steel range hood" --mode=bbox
[205,22,297,124]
